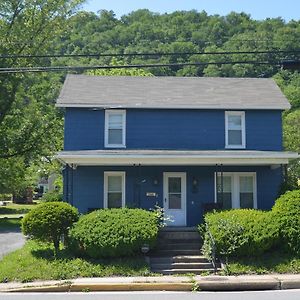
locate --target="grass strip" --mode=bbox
[0,240,151,283]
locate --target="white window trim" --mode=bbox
[104,110,126,148]
[225,111,246,149]
[104,171,126,208]
[214,172,257,209]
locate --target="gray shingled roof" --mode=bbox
[56,74,290,110]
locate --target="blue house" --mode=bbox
[56,75,298,227]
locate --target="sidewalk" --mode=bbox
[1,274,300,292]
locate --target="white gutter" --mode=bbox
[56,152,299,166]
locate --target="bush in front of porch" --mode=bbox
[202,209,279,259]
[69,208,160,258]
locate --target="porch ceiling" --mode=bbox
[56,150,299,166]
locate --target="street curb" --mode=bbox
[2,275,300,292]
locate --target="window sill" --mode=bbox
[105,145,126,149]
[225,145,246,149]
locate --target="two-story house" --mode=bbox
[56,75,298,227]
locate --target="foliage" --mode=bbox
[41,191,63,202]
[272,190,300,254]
[1,7,300,194]
[203,209,279,258]
[224,250,300,275]
[87,58,153,76]
[0,240,150,282]
[22,202,79,256]
[69,208,159,258]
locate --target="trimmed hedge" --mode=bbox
[202,209,279,257]
[22,202,79,256]
[69,208,159,258]
[272,190,300,254]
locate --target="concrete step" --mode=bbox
[153,249,201,256]
[151,268,216,275]
[150,255,209,264]
[156,238,201,245]
[156,243,201,250]
[151,262,214,270]
[158,231,200,240]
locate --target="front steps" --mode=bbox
[150,227,220,275]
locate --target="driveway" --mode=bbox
[0,229,25,260]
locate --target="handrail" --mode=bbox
[205,222,217,273]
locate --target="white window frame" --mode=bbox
[105,110,126,148]
[214,172,257,209]
[104,171,126,208]
[225,111,246,149]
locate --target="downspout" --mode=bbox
[220,163,224,207]
[215,164,219,203]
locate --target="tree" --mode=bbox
[0,0,84,159]
[86,58,153,76]
[0,1,84,195]
[22,202,79,256]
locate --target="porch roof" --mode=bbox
[56,150,298,167]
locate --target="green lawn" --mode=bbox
[225,250,300,275]
[0,218,21,232]
[0,201,40,215]
[0,240,151,283]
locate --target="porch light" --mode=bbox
[141,244,150,254]
[153,178,159,186]
[192,177,198,187]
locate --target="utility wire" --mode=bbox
[0,60,278,74]
[0,50,300,59]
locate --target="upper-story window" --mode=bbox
[225,111,246,149]
[105,110,126,148]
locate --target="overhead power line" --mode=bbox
[0,60,278,74]
[0,50,300,59]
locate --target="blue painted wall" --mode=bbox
[66,165,282,226]
[64,108,283,151]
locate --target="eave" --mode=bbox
[56,150,299,167]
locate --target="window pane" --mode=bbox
[228,115,242,129]
[108,114,123,129]
[240,176,253,192]
[168,177,181,193]
[217,176,232,209]
[228,129,242,145]
[240,193,254,208]
[108,176,122,192]
[108,128,123,144]
[217,176,231,193]
[108,192,122,208]
[240,176,254,208]
[217,193,232,209]
[169,193,181,209]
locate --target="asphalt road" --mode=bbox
[1,290,300,300]
[0,230,25,259]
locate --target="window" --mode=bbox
[215,172,256,209]
[225,111,245,148]
[105,110,126,148]
[216,175,232,209]
[104,172,125,208]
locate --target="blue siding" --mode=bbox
[64,108,283,151]
[64,108,104,150]
[68,165,282,226]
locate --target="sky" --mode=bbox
[81,0,300,21]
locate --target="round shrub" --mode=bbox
[272,190,300,254]
[69,208,159,258]
[22,202,79,256]
[203,209,279,257]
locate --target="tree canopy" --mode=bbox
[1,6,300,193]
